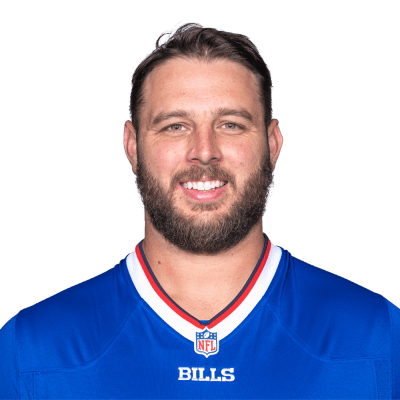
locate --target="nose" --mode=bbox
[187,127,222,165]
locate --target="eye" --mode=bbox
[221,122,243,130]
[165,123,186,132]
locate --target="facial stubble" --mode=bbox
[136,148,273,254]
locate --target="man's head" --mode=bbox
[129,23,273,139]
[124,24,283,254]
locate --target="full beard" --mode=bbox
[136,151,273,254]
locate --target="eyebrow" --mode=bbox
[151,110,195,126]
[150,107,254,127]
[213,107,253,123]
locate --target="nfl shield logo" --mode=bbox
[194,328,219,357]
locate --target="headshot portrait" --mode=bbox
[1,1,399,398]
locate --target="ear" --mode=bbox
[123,120,138,175]
[267,119,283,171]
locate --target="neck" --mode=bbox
[141,214,265,320]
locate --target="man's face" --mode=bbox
[129,58,277,253]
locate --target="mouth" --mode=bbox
[178,179,229,202]
[179,180,228,191]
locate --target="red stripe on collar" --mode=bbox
[135,240,271,329]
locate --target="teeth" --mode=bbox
[181,180,227,191]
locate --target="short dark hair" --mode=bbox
[129,23,272,136]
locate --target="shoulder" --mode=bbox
[268,248,394,359]
[14,256,139,372]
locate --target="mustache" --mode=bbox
[171,164,236,190]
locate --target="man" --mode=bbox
[1,23,399,399]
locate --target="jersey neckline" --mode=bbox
[126,235,282,342]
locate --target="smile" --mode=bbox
[178,180,229,202]
[179,180,228,191]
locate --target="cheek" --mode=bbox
[151,142,185,179]
[224,141,264,172]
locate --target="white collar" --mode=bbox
[126,238,282,343]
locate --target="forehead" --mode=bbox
[141,57,263,126]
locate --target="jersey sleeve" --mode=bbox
[0,315,19,398]
[386,299,400,399]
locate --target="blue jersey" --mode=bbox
[1,237,400,399]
